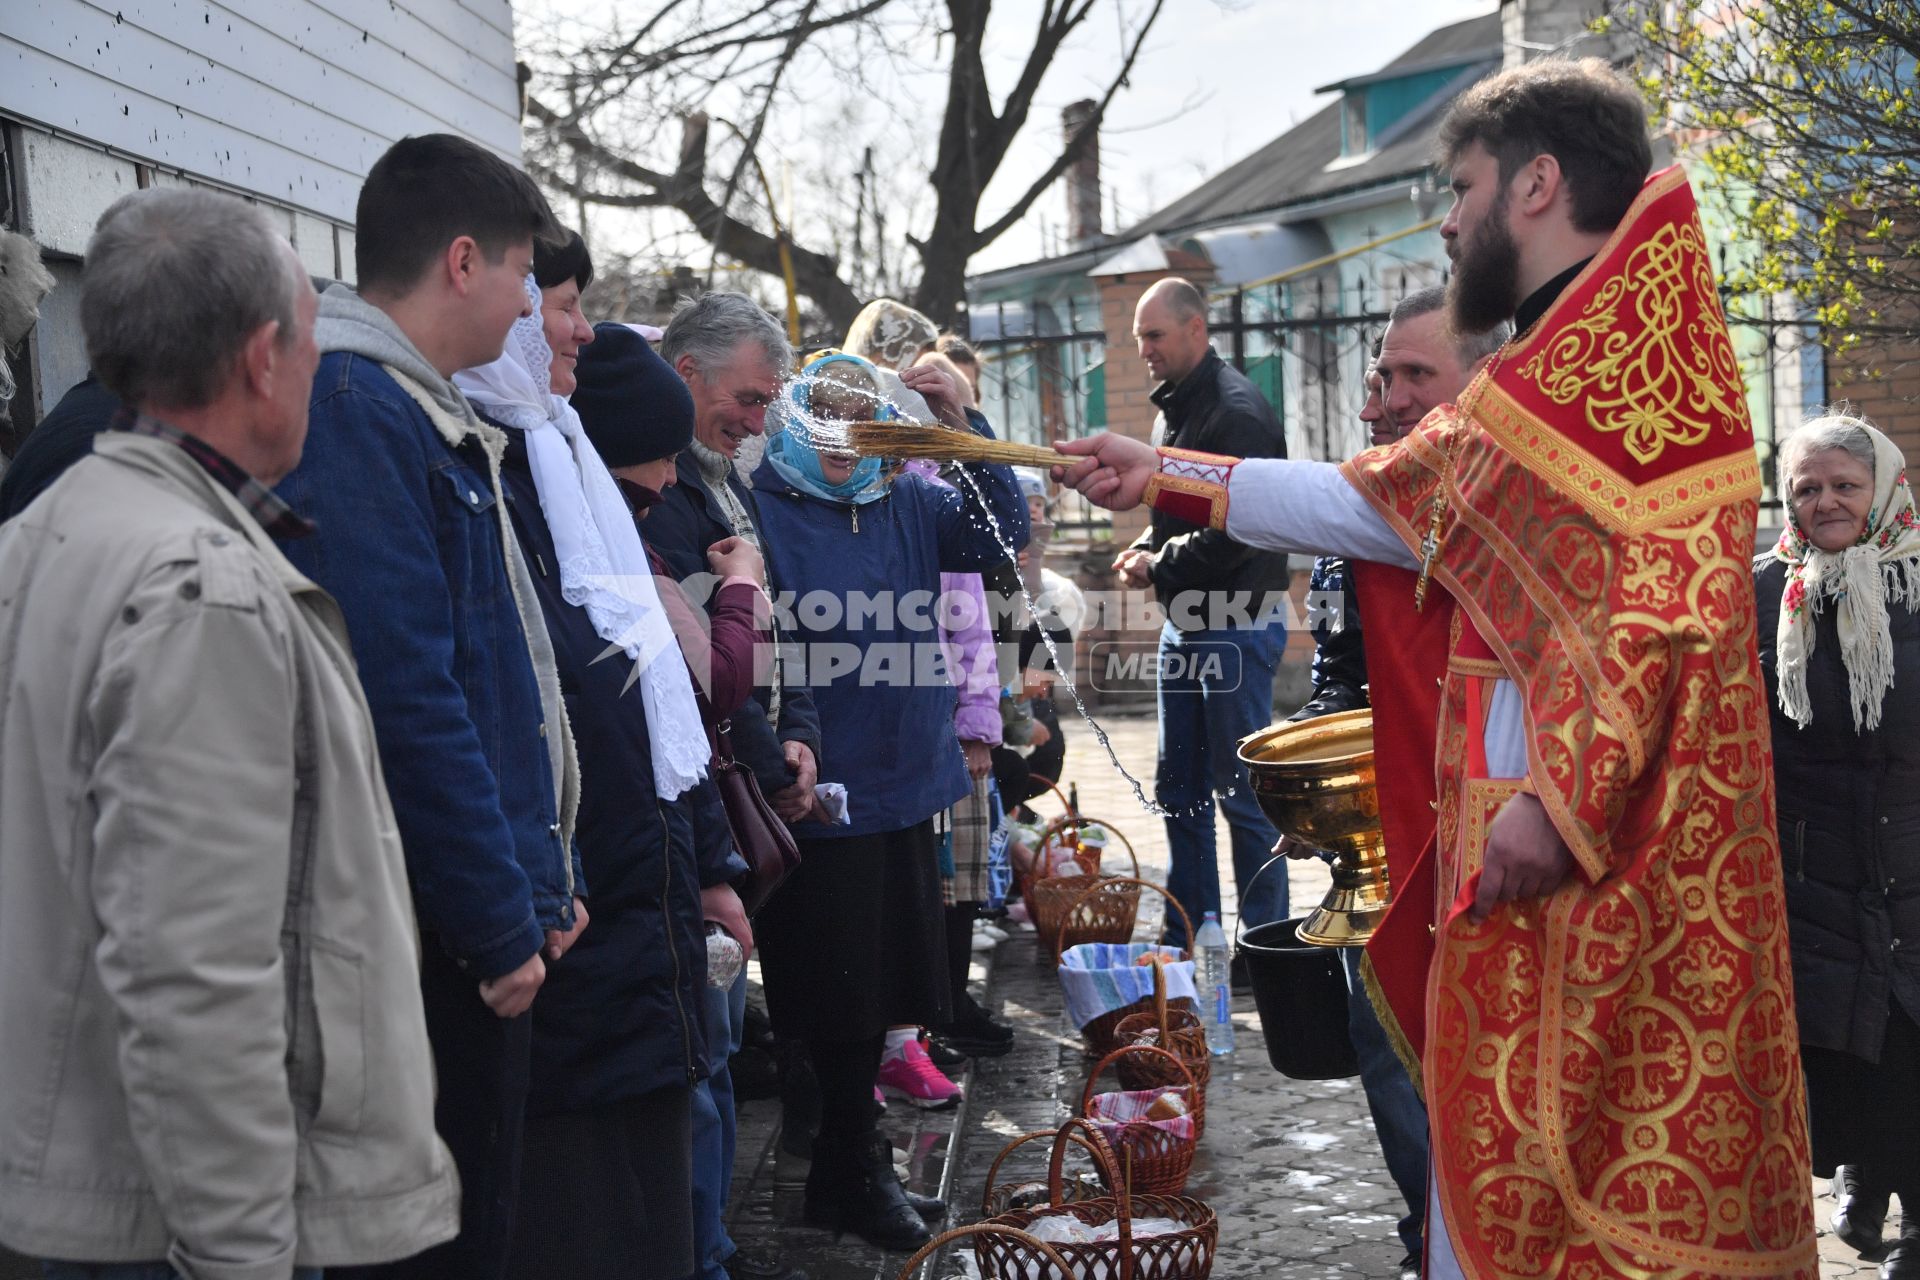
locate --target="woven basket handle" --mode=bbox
[894,1222,1074,1280]
[979,1127,1105,1218]
[1078,1040,1199,1116]
[1057,875,1194,959]
[1049,1118,1134,1280]
[1145,953,1171,1038]
[1026,772,1076,819]
[1036,815,1141,880]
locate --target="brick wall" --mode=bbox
[1828,334,1920,462]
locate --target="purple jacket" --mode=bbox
[906,460,1002,746]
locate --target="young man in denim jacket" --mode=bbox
[274,135,585,1280]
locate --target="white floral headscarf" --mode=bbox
[1772,419,1920,732]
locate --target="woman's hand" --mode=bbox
[770,741,818,822]
[900,363,972,432]
[701,883,754,962]
[963,739,993,780]
[707,534,764,583]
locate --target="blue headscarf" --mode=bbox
[764,352,895,505]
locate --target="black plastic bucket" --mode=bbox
[1238,915,1360,1080]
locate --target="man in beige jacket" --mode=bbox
[0,189,457,1278]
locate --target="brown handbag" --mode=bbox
[712,719,802,915]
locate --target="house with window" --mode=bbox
[965,11,1504,476]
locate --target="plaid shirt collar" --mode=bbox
[114,411,314,540]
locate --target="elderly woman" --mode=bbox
[1757,410,1920,1279]
[455,233,738,1280]
[750,352,1027,1251]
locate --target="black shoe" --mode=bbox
[903,1187,948,1222]
[729,1046,782,1101]
[1882,1219,1920,1280]
[1835,1164,1892,1257]
[942,1002,1015,1057]
[803,1132,933,1251]
[1396,1251,1421,1280]
[924,1034,968,1070]
[777,1040,819,1161]
[725,1248,809,1280]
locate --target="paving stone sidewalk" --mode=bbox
[722,712,1878,1280]
[0,720,1878,1280]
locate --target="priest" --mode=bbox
[1056,57,1817,1280]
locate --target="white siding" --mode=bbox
[0,0,523,225]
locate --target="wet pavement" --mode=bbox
[723,712,1885,1280]
[0,714,1882,1279]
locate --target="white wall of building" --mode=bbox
[0,0,523,423]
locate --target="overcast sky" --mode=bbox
[516,0,1498,280]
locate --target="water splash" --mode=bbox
[945,462,1169,817]
[773,362,1197,819]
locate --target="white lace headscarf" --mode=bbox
[457,277,707,798]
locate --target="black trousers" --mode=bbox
[335,940,533,1280]
[504,1086,696,1280]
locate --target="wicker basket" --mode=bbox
[980,1128,1109,1219]
[1112,954,1212,1094]
[1061,879,1196,1053]
[1029,821,1141,962]
[1009,787,1081,906]
[974,1118,1218,1280]
[896,1222,1075,1280]
[1080,1043,1204,1195]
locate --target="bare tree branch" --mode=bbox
[971,0,1168,250]
[708,0,820,283]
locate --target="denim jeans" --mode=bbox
[42,1266,322,1280]
[690,970,748,1279]
[1155,622,1288,945]
[1343,945,1428,1256]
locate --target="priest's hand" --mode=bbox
[1470,791,1575,923]
[1273,834,1320,861]
[1052,433,1157,510]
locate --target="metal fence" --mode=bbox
[971,268,1823,536]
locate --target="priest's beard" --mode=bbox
[1448,196,1522,335]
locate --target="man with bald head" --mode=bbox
[1113,276,1291,950]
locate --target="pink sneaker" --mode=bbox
[877,1038,963,1110]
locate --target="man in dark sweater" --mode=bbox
[1112,276,1290,946]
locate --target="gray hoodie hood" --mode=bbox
[316,283,478,427]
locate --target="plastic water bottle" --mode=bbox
[705,922,744,989]
[1195,911,1235,1056]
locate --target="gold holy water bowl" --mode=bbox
[1237,708,1392,947]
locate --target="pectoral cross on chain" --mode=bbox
[1414,528,1441,611]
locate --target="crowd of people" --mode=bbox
[0,47,1913,1280]
[0,131,1071,1280]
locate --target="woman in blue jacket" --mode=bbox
[749,353,1027,1251]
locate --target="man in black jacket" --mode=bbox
[1111,277,1290,947]
[644,292,818,1280]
